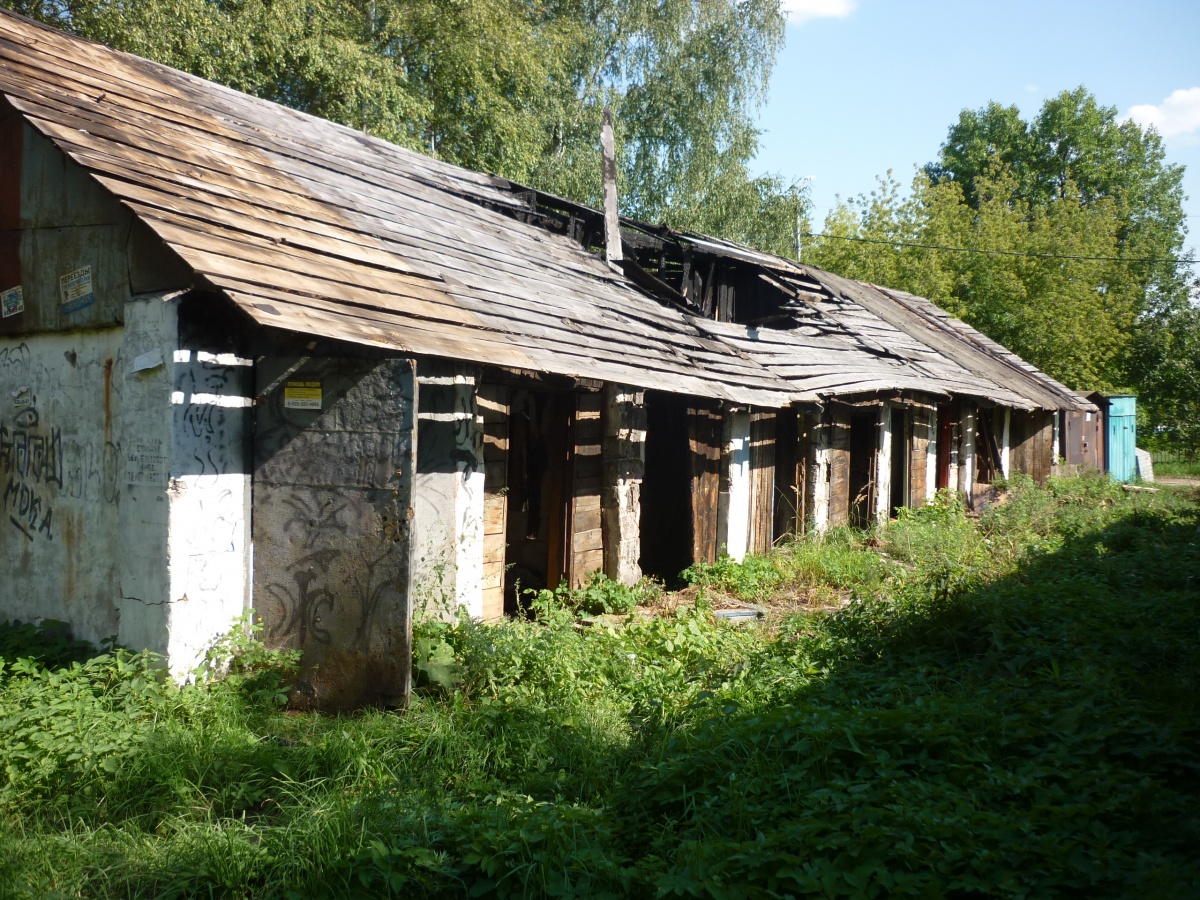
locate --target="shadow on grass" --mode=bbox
[618,503,1200,897]
[3,500,1199,898]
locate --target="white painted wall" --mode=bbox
[454,375,485,618]
[724,411,752,561]
[2,294,251,674]
[1001,408,1012,478]
[926,406,938,501]
[412,365,485,620]
[958,404,976,502]
[1,328,126,644]
[164,336,253,677]
[811,412,832,533]
[874,403,892,526]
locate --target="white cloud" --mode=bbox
[1125,87,1200,139]
[1025,83,1040,94]
[781,0,857,26]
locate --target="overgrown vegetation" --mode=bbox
[2,475,1198,897]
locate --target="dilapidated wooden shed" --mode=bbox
[0,10,801,707]
[0,10,1096,709]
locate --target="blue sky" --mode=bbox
[754,0,1200,262]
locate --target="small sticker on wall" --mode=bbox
[284,380,322,409]
[60,266,96,314]
[124,438,167,486]
[1,285,23,318]
[10,386,30,407]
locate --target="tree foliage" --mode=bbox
[7,0,806,254]
[807,88,1195,437]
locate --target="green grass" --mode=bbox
[1,473,1198,897]
[1153,458,1200,478]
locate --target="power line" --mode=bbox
[801,231,1198,267]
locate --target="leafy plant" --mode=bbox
[2,477,1199,897]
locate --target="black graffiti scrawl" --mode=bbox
[1,405,60,540]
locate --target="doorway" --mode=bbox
[848,410,878,528]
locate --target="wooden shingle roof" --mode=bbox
[0,9,801,407]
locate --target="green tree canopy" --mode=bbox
[807,88,1195,443]
[925,87,1189,318]
[7,0,805,255]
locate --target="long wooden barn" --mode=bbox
[0,10,1093,708]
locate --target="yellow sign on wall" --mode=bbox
[284,380,322,410]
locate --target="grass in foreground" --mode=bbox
[1,474,1198,898]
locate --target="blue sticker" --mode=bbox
[60,266,95,314]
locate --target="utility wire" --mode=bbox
[801,231,1198,266]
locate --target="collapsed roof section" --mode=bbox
[0,9,798,408]
[0,8,1089,413]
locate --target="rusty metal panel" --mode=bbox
[253,354,415,711]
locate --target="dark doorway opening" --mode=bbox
[503,388,572,612]
[640,391,694,585]
[936,404,953,490]
[848,410,877,528]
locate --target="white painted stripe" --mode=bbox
[172,391,253,408]
[417,411,476,422]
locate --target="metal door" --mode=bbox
[1106,396,1137,482]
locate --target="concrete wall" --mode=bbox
[602,384,645,586]
[253,354,416,710]
[1,107,246,672]
[1,328,125,641]
[411,361,485,620]
[1,294,251,673]
[724,410,752,561]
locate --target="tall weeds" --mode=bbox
[1,475,1197,897]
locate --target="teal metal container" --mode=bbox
[1106,396,1137,482]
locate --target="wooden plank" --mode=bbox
[689,403,723,565]
[748,410,776,555]
[908,405,930,508]
[483,540,506,566]
[573,494,602,512]
[573,507,602,535]
[573,547,604,574]
[826,409,852,528]
[483,499,507,535]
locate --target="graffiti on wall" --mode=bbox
[176,356,248,477]
[1,405,59,540]
[1,342,126,542]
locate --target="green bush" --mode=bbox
[2,476,1198,897]
[682,553,783,599]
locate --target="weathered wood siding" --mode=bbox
[569,390,604,586]
[689,402,723,565]
[748,409,775,554]
[478,384,508,620]
[825,406,852,528]
[1010,409,1055,486]
[773,409,810,540]
[908,403,931,509]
